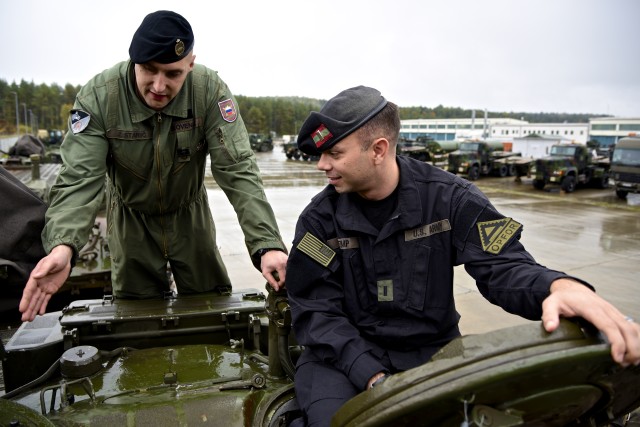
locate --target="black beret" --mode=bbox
[297,86,387,156]
[129,10,194,64]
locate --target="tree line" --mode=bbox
[1,79,607,138]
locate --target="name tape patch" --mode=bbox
[297,232,336,267]
[327,237,360,250]
[405,219,451,242]
[477,218,522,254]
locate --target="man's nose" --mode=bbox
[317,153,330,171]
[152,75,167,93]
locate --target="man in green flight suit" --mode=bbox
[19,10,288,322]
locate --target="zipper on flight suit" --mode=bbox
[156,113,169,259]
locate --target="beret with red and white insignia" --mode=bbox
[297,86,387,156]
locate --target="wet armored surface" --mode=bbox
[211,147,640,335]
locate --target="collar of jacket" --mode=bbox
[125,60,192,123]
[335,156,424,239]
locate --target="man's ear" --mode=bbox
[372,138,390,163]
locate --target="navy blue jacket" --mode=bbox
[286,155,587,391]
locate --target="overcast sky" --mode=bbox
[1,0,639,117]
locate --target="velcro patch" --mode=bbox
[70,110,90,134]
[405,219,451,241]
[477,218,522,254]
[377,280,394,302]
[327,237,359,250]
[218,99,237,123]
[297,232,336,267]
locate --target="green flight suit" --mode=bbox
[43,61,285,298]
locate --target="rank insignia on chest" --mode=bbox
[476,218,522,254]
[70,110,91,134]
[297,232,336,267]
[218,99,237,123]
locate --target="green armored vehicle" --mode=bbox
[447,140,522,180]
[249,134,274,153]
[283,141,319,162]
[3,296,639,426]
[531,144,610,192]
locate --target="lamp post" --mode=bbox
[10,91,19,137]
[22,103,28,135]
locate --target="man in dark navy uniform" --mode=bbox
[285,86,640,427]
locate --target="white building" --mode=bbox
[589,117,640,148]
[400,118,589,144]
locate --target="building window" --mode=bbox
[620,124,640,131]
[592,124,616,131]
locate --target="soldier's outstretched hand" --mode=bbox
[19,245,73,322]
[542,278,640,367]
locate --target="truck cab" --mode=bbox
[611,136,640,199]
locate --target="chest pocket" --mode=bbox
[347,238,446,316]
[107,129,153,181]
[172,118,207,175]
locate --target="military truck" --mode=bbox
[398,137,459,167]
[611,136,640,199]
[530,143,611,193]
[249,133,274,152]
[447,140,522,180]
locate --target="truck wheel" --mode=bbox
[597,174,609,189]
[497,165,508,177]
[293,151,301,160]
[616,190,628,199]
[507,164,517,176]
[468,166,480,181]
[533,180,545,190]
[561,176,576,193]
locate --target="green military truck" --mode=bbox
[398,137,459,168]
[611,136,640,199]
[447,140,521,180]
[249,133,274,152]
[530,144,610,192]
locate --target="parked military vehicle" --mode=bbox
[447,140,522,180]
[530,144,611,193]
[611,136,640,199]
[398,137,459,167]
[249,134,274,152]
[283,141,318,162]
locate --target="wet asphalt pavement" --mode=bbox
[211,145,640,335]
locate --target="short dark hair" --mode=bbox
[357,102,400,151]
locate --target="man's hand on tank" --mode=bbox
[19,245,73,322]
[260,249,288,291]
[543,278,640,367]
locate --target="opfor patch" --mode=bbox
[218,99,237,122]
[70,110,90,134]
[477,218,522,254]
[297,232,335,267]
